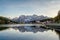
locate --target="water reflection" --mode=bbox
[12,26,51,33]
[0,26,60,40]
[0,27,9,31]
[55,30,60,40]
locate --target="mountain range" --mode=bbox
[12,15,49,23]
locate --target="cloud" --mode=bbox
[0,0,60,18]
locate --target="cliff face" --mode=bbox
[12,15,49,23]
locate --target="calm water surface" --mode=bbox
[0,25,60,40]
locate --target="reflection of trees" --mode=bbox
[55,30,60,40]
[0,27,9,31]
[13,26,50,33]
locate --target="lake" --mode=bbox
[0,24,60,40]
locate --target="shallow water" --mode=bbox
[0,25,60,40]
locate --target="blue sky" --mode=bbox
[0,0,60,18]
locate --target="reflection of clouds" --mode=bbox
[13,26,50,33]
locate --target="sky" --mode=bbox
[0,0,60,18]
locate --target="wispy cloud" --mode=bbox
[0,0,60,18]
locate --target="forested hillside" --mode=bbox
[54,10,60,23]
[0,16,18,24]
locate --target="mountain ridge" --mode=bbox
[12,15,49,23]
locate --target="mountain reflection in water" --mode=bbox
[12,26,50,33]
[0,26,59,33]
[0,26,60,40]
